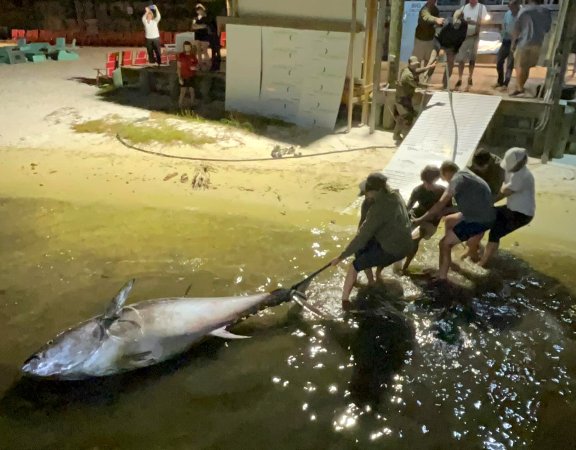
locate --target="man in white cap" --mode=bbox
[478,147,535,266]
[330,173,413,310]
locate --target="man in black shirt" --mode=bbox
[433,10,468,88]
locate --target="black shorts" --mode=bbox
[488,206,533,243]
[352,239,403,272]
[453,220,491,242]
[180,77,196,88]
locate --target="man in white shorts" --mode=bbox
[454,0,488,91]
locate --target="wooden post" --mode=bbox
[387,0,404,88]
[346,0,358,132]
[369,0,388,132]
[361,0,377,125]
[541,0,576,162]
[382,0,404,130]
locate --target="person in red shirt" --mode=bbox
[177,41,199,111]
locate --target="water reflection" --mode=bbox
[346,283,414,408]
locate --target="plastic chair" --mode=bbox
[38,29,50,42]
[121,50,133,66]
[26,29,39,43]
[134,50,148,65]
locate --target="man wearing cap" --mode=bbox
[393,56,436,144]
[413,161,496,280]
[478,147,535,267]
[330,173,413,309]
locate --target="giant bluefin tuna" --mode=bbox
[21,276,317,380]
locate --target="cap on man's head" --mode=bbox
[359,172,388,196]
[408,56,419,66]
[501,147,528,172]
[196,3,206,10]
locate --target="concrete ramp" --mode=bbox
[383,92,502,199]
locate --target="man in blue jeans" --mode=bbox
[413,161,495,281]
[494,0,520,89]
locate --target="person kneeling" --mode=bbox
[479,147,535,266]
[330,173,413,310]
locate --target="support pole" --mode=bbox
[369,0,388,133]
[382,0,404,129]
[347,0,358,132]
[387,0,404,88]
[541,0,576,163]
[361,0,378,125]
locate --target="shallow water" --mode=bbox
[1,197,575,449]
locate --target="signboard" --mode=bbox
[400,1,426,62]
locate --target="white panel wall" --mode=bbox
[225,25,262,115]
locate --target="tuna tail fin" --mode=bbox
[103,279,135,322]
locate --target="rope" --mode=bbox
[116,134,395,163]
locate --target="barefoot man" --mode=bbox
[413,161,495,281]
[330,173,413,310]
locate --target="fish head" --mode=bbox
[22,320,105,379]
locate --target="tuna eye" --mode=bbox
[47,340,53,345]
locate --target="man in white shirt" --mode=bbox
[142,4,162,66]
[478,147,535,267]
[454,0,488,91]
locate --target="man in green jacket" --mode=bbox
[330,173,413,309]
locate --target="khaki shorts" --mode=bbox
[455,36,478,63]
[514,45,542,70]
[412,38,434,64]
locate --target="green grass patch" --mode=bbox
[151,110,294,134]
[73,115,216,146]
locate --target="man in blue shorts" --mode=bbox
[413,161,495,280]
[330,173,413,309]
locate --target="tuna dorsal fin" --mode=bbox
[209,327,250,340]
[103,279,135,321]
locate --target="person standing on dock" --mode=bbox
[510,0,552,97]
[454,0,488,91]
[330,173,413,310]
[142,4,162,67]
[434,9,468,89]
[493,0,520,90]
[177,41,199,111]
[413,0,445,82]
[192,4,212,71]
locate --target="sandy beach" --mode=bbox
[0,46,575,272]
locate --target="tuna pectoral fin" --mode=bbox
[291,291,333,320]
[119,351,156,368]
[210,327,250,340]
